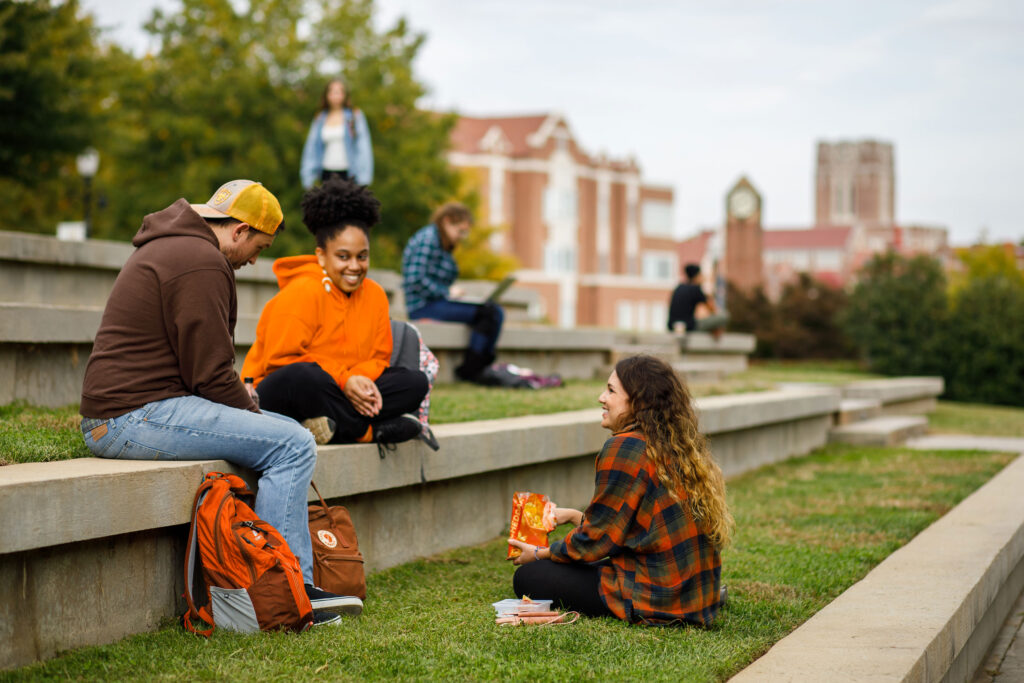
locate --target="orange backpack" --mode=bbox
[183,472,313,635]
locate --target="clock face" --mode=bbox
[729,188,758,220]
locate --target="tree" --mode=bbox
[0,0,123,232]
[842,252,948,376]
[943,273,1024,406]
[454,224,520,280]
[90,0,460,265]
[772,274,851,359]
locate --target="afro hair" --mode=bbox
[301,178,381,247]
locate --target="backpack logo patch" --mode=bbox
[317,529,338,548]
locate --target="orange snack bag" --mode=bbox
[507,491,557,558]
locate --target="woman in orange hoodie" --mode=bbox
[242,179,428,447]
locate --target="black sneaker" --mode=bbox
[418,424,440,451]
[305,584,364,616]
[311,610,342,627]
[372,414,423,458]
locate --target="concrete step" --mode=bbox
[673,360,735,384]
[835,398,883,426]
[828,415,929,447]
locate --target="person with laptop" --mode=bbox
[401,202,505,384]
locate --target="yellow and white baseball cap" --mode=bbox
[191,180,284,235]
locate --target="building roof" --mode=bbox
[763,226,851,250]
[677,230,714,264]
[450,114,552,156]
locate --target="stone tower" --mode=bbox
[722,176,763,291]
[815,140,895,228]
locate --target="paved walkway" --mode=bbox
[907,434,1024,683]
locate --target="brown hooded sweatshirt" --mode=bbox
[80,199,257,418]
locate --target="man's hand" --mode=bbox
[344,375,382,417]
[449,285,466,299]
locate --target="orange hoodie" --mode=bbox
[242,255,392,390]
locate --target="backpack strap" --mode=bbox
[182,474,218,637]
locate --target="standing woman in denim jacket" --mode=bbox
[300,79,374,189]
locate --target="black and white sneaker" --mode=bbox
[311,610,342,627]
[372,414,424,458]
[305,584,364,616]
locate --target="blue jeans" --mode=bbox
[409,299,503,355]
[81,396,318,584]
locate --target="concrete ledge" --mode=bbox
[1,387,835,669]
[841,377,945,403]
[828,415,929,447]
[835,398,882,425]
[0,230,538,320]
[732,450,1024,683]
[0,303,756,403]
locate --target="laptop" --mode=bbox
[484,275,516,304]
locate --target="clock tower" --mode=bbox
[722,176,763,292]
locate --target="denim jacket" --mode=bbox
[300,108,374,188]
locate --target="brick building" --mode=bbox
[678,139,949,299]
[449,112,679,330]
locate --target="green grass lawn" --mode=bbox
[929,400,1024,438]
[5,443,1013,682]
[4,358,1023,465]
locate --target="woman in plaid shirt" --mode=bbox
[508,355,733,625]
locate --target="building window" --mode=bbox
[544,245,577,274]
[641,199,673,237]
[616,301,633,330]
[543,186,577,224]
[642,251,677,282]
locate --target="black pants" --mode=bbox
[512,560,614,618]
[321,169,349,183]
[256,362,428,443]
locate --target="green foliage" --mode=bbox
[842,252,948,376]
[454,224,521,280]
[0,0,461,267]
[843,251,1024,407]
[0,0,102,181]
[727,275,852,359]
[949,244,1024,295]
[942,274,1024,405]
[0,0,129,230]
[6,444,1012,680]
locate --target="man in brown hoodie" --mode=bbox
[79,180,361,626]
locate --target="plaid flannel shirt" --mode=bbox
[548,430,723,625]
[401,225,458,313]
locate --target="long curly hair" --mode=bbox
[301,178,381,248]
[615,355,733,548]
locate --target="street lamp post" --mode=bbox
[75,148,100,239]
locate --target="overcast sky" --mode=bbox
[82,0,1024,246]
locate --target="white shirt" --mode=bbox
[321,123,349,171]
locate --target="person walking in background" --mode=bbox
[79,180,360,626]
[300,78,373,188]
[242,179,428,450]
[401,202,504,384]
[508,355,732,625]
[668,263,729,338]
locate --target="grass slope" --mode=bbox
[4,444,1013,682]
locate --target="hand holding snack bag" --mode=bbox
[507,491,557,559]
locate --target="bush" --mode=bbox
[943,275,1024,405]
[727,275,852,359]
[841,252,948,376]
[843,250,1024,407]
